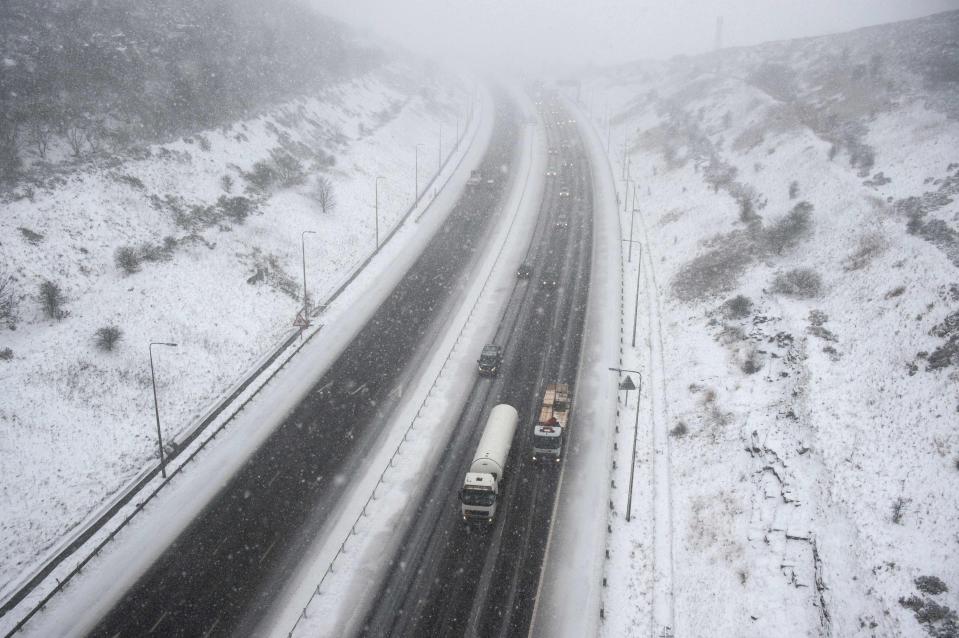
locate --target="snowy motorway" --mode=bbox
[359,98,592,637]
[78,98,521,637]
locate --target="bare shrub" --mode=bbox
[742,349,763,374]
[271,150,306,186]
[765,201,813,254]
[94,326,123,352]
[39,280,68,320]
[220,175,234,192]
[115,246,141,274]
[672,230,756,301]
[723,295,753,319]
[891,496,909,524]
[670,422,688,437]
[844,233,887,271]
[18,227,44,245]
[65,123,86,157]
[789,181,799,199]
[217,195,255,223]
[312,176,337,214]
[0,265,17,328]
[916,576,949,596]
[772,268,822,298]
[0,347,12,360]
[245,161,277,191]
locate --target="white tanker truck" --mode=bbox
[459,404,519,523]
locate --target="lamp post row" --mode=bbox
[148,99,476,478]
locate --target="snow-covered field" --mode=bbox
[553,11,959,638]
[0,59,472,603]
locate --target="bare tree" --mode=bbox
[29,118,52,159]
[65,123,86,158]
[84,121,104,154]
[39,280,67,320]
[94,325,123,352]
[312,176,336,214]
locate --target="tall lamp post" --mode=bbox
[438,127,443,171]
[608,367,643,522]
[414,143,424,205]
[301,230,316,319]
[150,341,177,478]
[374,176,386,251]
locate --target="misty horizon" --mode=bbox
[312,0,959,70]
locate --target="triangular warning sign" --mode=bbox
[293,312,310,328]
[619,375,637,391]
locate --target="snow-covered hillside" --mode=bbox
[581,11,959,638]
[0,59,469,599]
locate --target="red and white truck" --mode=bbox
[531,383,569,462]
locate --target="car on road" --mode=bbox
[555,216,569,229]
[516,262,533,279]
[558,186,571,198]
[540,271,559,288]
[477,344,503,376]
[545,168,557,177]
[548,147,558,155]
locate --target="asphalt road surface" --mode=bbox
[359,93,593,638]
[88,95,522,638]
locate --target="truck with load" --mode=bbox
[532,383,570,461]
[460,404,519,523]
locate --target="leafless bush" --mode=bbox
[115,246,141,274]
[765,201,813,254]
[789,181,799,199]
[65,123,86,157]
[672,230,756,301]
[0,347,12,360]
[18,227,44,245]
[312,176,336,214]
[891,496,909,524]
[844,233,886,271]
[0,265,17,328]
[772,268,823,298]
[94,326,123,352]
[39,280,68,320]
[723,295,754,319]
[29,118,52,159]
[742,349,763,374]
[916,576,949,596]
[670,422,688,437]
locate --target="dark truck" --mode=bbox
[477,344,502,376]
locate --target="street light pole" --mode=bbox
[608,367,643,522]
[632,244,643,347]
[374,176,385,251]
[623,178,631,213]
[150,341,178,478]
[414,143,423,205]
[438,128,443,171]
[301,230,316,318]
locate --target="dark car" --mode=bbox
[516,262,533,279]
[540,271,559,288]
[554,216,569,230]
[477,344,503,376]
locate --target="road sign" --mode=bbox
[619,375,637,391]
[293,312,310,328]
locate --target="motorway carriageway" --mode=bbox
[85,94,522,638]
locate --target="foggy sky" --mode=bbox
[310,0,959,70]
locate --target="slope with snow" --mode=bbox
[0,59,471,601]
[563,11,957,638]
